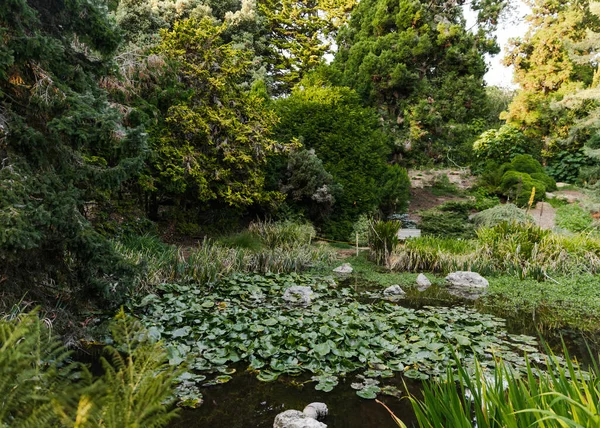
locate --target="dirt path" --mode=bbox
[529,202,556,230]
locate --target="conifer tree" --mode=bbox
[0,0,146,304]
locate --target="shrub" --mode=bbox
[499,170,546,206]
[472,204,534,228]
[379,165,411,216]
[472,124,532,165]
[555,204,594,233]
[508,154,544,174]
[368,220,400,265]
[351,214,371,246]
[419,209,475,239]
[430,174,460,196]
[531,172,557,191]
[218,231,264,251]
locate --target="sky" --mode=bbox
[466,1,531,88]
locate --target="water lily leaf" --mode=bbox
[455,335,471,346]
[171,326,191,338]
[314,342,331,356]
[257,370,280,382]
[356,385,380,399]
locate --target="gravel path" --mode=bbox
[529,202,556,230]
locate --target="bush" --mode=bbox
[499,170,546,206]
[351,214,371,246]
[507,154,544,174]
[368,220,400,265]
[430,174,460,196]
[555,204,594,233]
[472,204,534,228]
[419,209,475,239]
[472,124,532,165]
[531,172,557,191]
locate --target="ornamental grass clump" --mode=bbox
[368,220,400,265]
[386,346,600,428]
[472,203,534,228]
[248,220,316,249]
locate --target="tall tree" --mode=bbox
[0,0,146,304]
[141,18,293,215]
[332,0,507,164]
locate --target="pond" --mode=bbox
[148,275,597,428]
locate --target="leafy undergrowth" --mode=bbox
[134,273,545,406]
[482,274,600,332]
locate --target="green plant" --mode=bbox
[391,347,600,428]
[472,204,533,228]
[530,172,557,191]
[419,209,475,239]
[499,170,546,206]
[248,220,316,249]
[218,231,264,251]
[368,220,400,264]
[351,214,371,246]
[555,203,595,233]
[134,273,543,399]
[473,124,533,165]
[430,174,461,196]
[0,310,179,427]
[507,154,544,175]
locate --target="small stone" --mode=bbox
[303,402,328,421]
[282,286,313,307]
[333,263,353,274]
[274,410,327,428]
[416,273,431,291]
[383,285,405,296]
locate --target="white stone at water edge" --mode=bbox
[332,263,353,274]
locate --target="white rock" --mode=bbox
[383,285,405,296]
[445,271,489,288]
[274,410,327,428]
[333,263,353,274]
[282,286,313,307]
[416,273,431,290]
[303,402,328,420]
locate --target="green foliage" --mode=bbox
[419,208,474,240]
[397,348,600,428]
[485,274,600,332]
[499,171,546,206]
[368,220,400,265]
[0,310,179,427]
[508,154,544,175]
[473,124,533,165]
[0,0,145,305]
[273,83,397,238]
[258,0,356,93]
[547,148,590,183]
[429,174,461,197]
[379,165,411,216]
[280,148,341,221]
[332,0,507,163]
[392,223,600,279]
[134,272,542,399]
[530,172,557,191]
[146,18,290,209]
[351,214,371,246]
[555,203,595,233]
[472,204,534,228]
[116,234,335,291]
[248,220,316,249]
[218,231,265,251]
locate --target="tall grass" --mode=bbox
[247,220,315,249]
[368,220,400,265]
[115,233,336,294]
[390,222,600,279]
[385,347,600,428]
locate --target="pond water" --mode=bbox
[166,280,599,428]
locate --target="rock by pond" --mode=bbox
[303,402,328,420]
[274,408,327,428]
[282,286,313,307]
[416,273,431,291]
[332,263,353,274]
[383,285,405,297]
[445,271,489,300]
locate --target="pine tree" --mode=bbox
[0,0,147,305]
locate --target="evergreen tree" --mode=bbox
[0,0,146,304]
[332,0,507,164]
